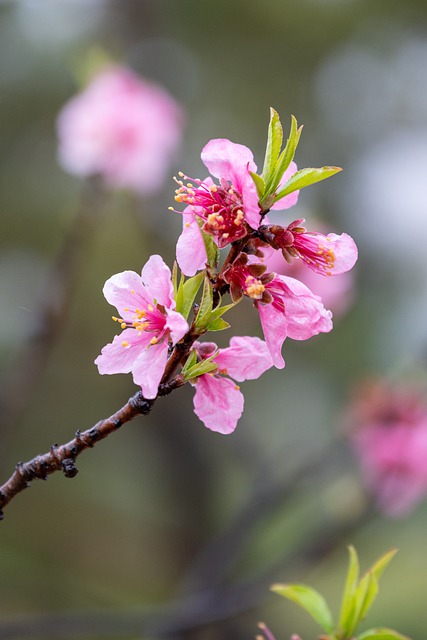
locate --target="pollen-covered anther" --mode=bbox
[150,337,158,345]
[206,212,225,229]
[122,341,129,348]
[245,277,265,299]
[133,321,149,332]
[233,209,244,226]
[134,308,147,320]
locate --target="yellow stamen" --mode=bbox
[122,341,129,347]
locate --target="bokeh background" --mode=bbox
[1,1,427,638]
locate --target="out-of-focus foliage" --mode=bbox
[1,1,427,639]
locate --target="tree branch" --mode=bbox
[0,378,183,520]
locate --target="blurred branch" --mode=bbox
[0,178,105,452]
[0,379,184,520]
[177,439,349,594]
[0,494,375,639]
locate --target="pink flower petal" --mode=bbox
[176,213,207,276]
[256,303,287,369]
[95,328,152,375]
[57,65,184,195]
[193,374,244,434]
[141,255,174,307]
[270,161,300,210]
[165,308,189,345]
[214,336,273,381]
[201,138,261,230]
[321,232,358,274]
[201,138,257,183]
[103,270,151,316]
[132,340,169,399]
[275,275,333,340]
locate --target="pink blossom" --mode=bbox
[173,139,298,275]
[260,244,355,317]
[259,219,358,276]
[222,254,333,369]
[257,275,333,368]
[57,65,184,194]
[349,380,427,516]
[95,255,188,399]
[191,336,273,434]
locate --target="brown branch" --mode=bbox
[0,377,183,520]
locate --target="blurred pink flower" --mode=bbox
[191,336,273,434]
[349,379,427,516]
[174,138,298,274]
[95,255,188,399]
[57,65,184,194]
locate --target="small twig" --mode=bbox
[0,377,183,520]
[178,439,349,593]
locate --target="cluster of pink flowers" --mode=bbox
[349,379,427,516]
[82,96,358,434]
[57,65,184,195]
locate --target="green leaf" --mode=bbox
[273,166,342,201]
[340,547,398,638]
[271,584,334,634]
[172,261,178,298]
[267,114,302,196]
[196,219,220,269]
[194,277,213,332]
[182,355,218,381]
[356,573,378,626]
[250,171,266,200]
[181,349,197,376]
[208,301,236,323]
[357,549,398,623]
[369,549,398,582]
[178,270,205,320]
[357,628,411,640]
[351,572,377,634]
[206,317,230,331]
[174,271,186,317]
[339,545,360,636]
[261,107,283,184]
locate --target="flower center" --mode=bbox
[244,276,265,299]
[112,302,166,347]
[174,173,248,247]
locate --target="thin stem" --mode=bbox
[0,378,183,520]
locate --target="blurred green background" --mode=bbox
[1,1,427,638]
